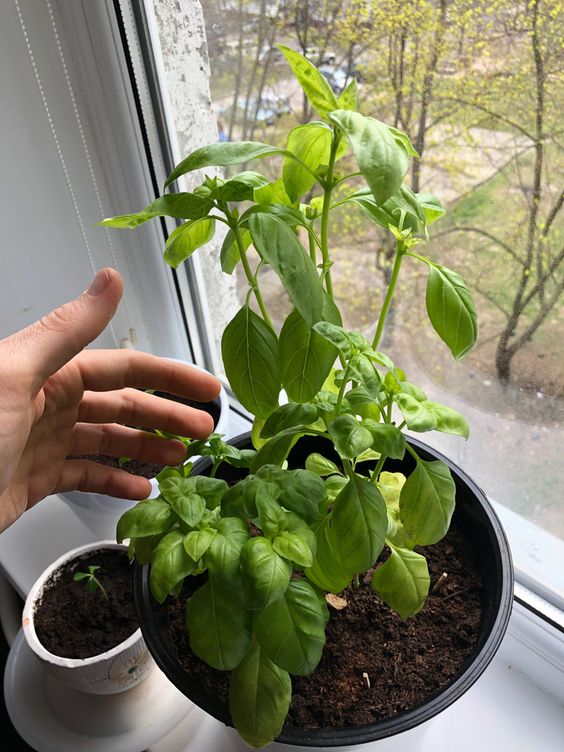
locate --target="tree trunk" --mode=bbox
[493,0,545,384]
[228,0,245,141]
[411,0,447,192]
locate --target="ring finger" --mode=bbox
[69,422,188,467]
[77,387,214,439]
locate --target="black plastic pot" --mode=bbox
[134,433,513,747]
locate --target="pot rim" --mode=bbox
[134,433,514,746]
[23,540,142,668]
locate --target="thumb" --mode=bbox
[17,268,124,392]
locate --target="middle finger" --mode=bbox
[77,388,214,439]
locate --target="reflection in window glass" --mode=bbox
[200,1,563,543]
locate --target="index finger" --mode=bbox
[74,350,222,402]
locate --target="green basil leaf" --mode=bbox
[183,528,217,561]
[116,500,175,543]
[348,353,381,396]
[346,387,380,421]
[261,402,319,438]
[163,217,215,268]
[220,227,251,275]
[416,192,445,225]
[169,492,206,528]
[314,390,339,416]
[332,474,388,573]
[305,519,352,593]
[387,125,419,157]
[253,177,294,206]
[329,110,409,204]
[277,44,338,120]
[165,141,282,188]
[221,476,279,519]
[149,530,196,604]
[283,510,317,552]
[255,579,327,675]
[378,471,406,507]
[394,393,438,432]
[424,401,469,439]
[399,381,428,401]
[221,305,280,419]
[130,533,165,565]
[250,427,309,472]
[229,642,291,749]
[249,213,324,325]
[328,415,374,459]
[241,203,307,228]
[283,123,331,202]
[372,544,430,619]
[305,453,341,476]
[257,466,326,524]
[365,348,396,371]
[159,476,228,511]
[362,420,406,460]
[222,448,257,469]
[312,321,352,358]
[241,537,292,610]
[383,371,402,396]
[273,531,314,568]
[337,78,358,110]
[205,517,249,585]
[155,466,183,485]
[399,458,456,545]
[426,264,478,359]
[355,449,382,464]
[99,193,214,228]
[349,186,423,234]
[215,171,269,202]
[256,495,287,538]
[324,474,349,503]
[190,476,230,508]
[279,309,337,403]
[187,578,252,670]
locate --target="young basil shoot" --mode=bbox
[73,565,109,603]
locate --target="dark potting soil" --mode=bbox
[34,549,138,659]
[69,391,221,480]
[160,524,483,730]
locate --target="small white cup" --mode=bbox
[22,540,152,695]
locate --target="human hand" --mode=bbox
[0,268,221,533]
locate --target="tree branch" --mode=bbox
[438,96,535,142]
[542,189,564,238]
[432,226,526,267]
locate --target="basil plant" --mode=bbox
[109,45,477,749]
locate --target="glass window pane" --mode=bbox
[191,1,564,596]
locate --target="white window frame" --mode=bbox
[58,0,211,365]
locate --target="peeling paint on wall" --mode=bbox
[151,0,238,368]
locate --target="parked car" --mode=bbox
[234,94,290,126]
[318,66,349,93]
[304,47,336,65]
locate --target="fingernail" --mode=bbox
[86,270,110,296]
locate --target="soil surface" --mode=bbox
[160,524,483,729]
[69,391,221,480]
[34,549,137,659]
